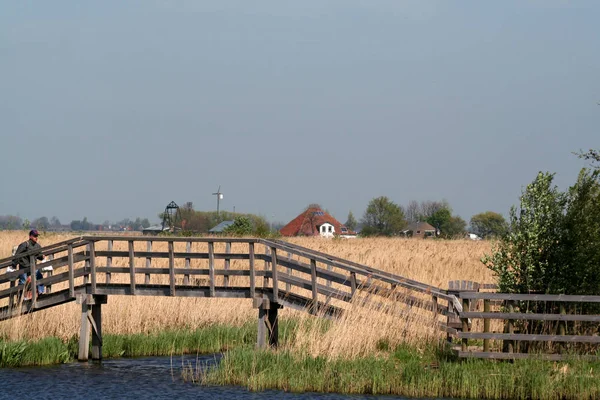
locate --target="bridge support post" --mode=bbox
[77,294,107,361]
[254,297,281,349]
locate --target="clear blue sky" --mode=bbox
[1,1,598,225]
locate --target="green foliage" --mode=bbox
[470,211,508,238]
[482,170,600,295]
[224,217,253,236]
[345,211,357,231]
[424,205,466,239]
[575,148,600,169]
[361,196,406,236]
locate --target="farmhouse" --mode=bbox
[280,206,355,238]
[402,221,437,238]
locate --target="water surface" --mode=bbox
[0,355,447,400]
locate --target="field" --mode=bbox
[0,231,495,358]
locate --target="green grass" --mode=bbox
[0,321,289,367]
[197,342,600,399]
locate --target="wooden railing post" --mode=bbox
[350,272,357,298]
[432,295,439,325]
[106,240,113,285]
[483,298,490,352]
[249,243,255,299]
[168,241,176,296]
[310,258,318,314]
[506,300,515,354]
[208,242,215,297]
[461,297,470,352]
[286,252,292,292]
[47,254,54,294]
[325,260,333,306]
[224,242,231,288]
[89,241,96,293]
[128,241,136,295]
[29,255,37,305]
[145,241,152,285]
[84,244,90,285]
[271,247,278,301]
[68,244,75,298]
[184,241,191,286]
[263,247,270,288]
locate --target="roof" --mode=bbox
[280,207,354,237]
[209,220,235,233]
[404,221,436,232]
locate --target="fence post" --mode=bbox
[106,240,113,285]
[30,255,37,305]
[286,252,292,292]
[461,297,470,352]
[184,241,191,286]
[68,244,75,298]
[310,258,318,314]
[128,241,136,296]
[224,242,231,288]
[168,241,176,296]
[506,300,515,354]
[263,247,270,288]
[249,243,255,299]
[271,247,278,301]
[89,241,96,294]
[145,240,152,285]
[483,298,490,352]
[47,254,54,294]
[208,242,215,297]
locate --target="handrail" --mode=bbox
[459,292,600,302]
[0,237,87,268]
[261,239,453,301]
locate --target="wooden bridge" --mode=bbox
[1,236,599,362]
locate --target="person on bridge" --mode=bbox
[12,229,45,298]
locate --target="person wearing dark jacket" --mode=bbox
[12,229,45,296]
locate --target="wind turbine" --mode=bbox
[212,186,223,217]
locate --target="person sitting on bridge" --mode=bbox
[12,229,45,298]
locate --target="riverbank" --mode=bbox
[195,344,600,399]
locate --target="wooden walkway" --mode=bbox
[1,236,599,362]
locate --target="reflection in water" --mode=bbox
[0,355,418,400]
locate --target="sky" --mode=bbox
[1,1,598,226]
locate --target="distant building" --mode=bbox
[280,207,356,238]
[402,222,437,238]
[208,221,235,234]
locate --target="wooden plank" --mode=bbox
[350,272,357,297]
[458,332,600,343]
[208,242,215,297]
[145,241,152,285]
[458,351,600,361]
[68,245,75,298]
[128,241,135,295]
[278,272,353,303]
[461,297,469,351]
[271,247,278,301]
[184,241,191,286]
[95,267,267,276]
[310,259,318,314]
[460,312,600,322]
[106,240,113,284]
[277,258,351,287]
[169,241,176,296]
[249,243,255,299]
[89,241,96,293]
[46,254,54,293]
[460,292,600,302]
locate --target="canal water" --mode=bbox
[0,355,448,400]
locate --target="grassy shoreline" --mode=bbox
[196,344,600,399]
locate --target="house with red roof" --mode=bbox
[280,206,356,238]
